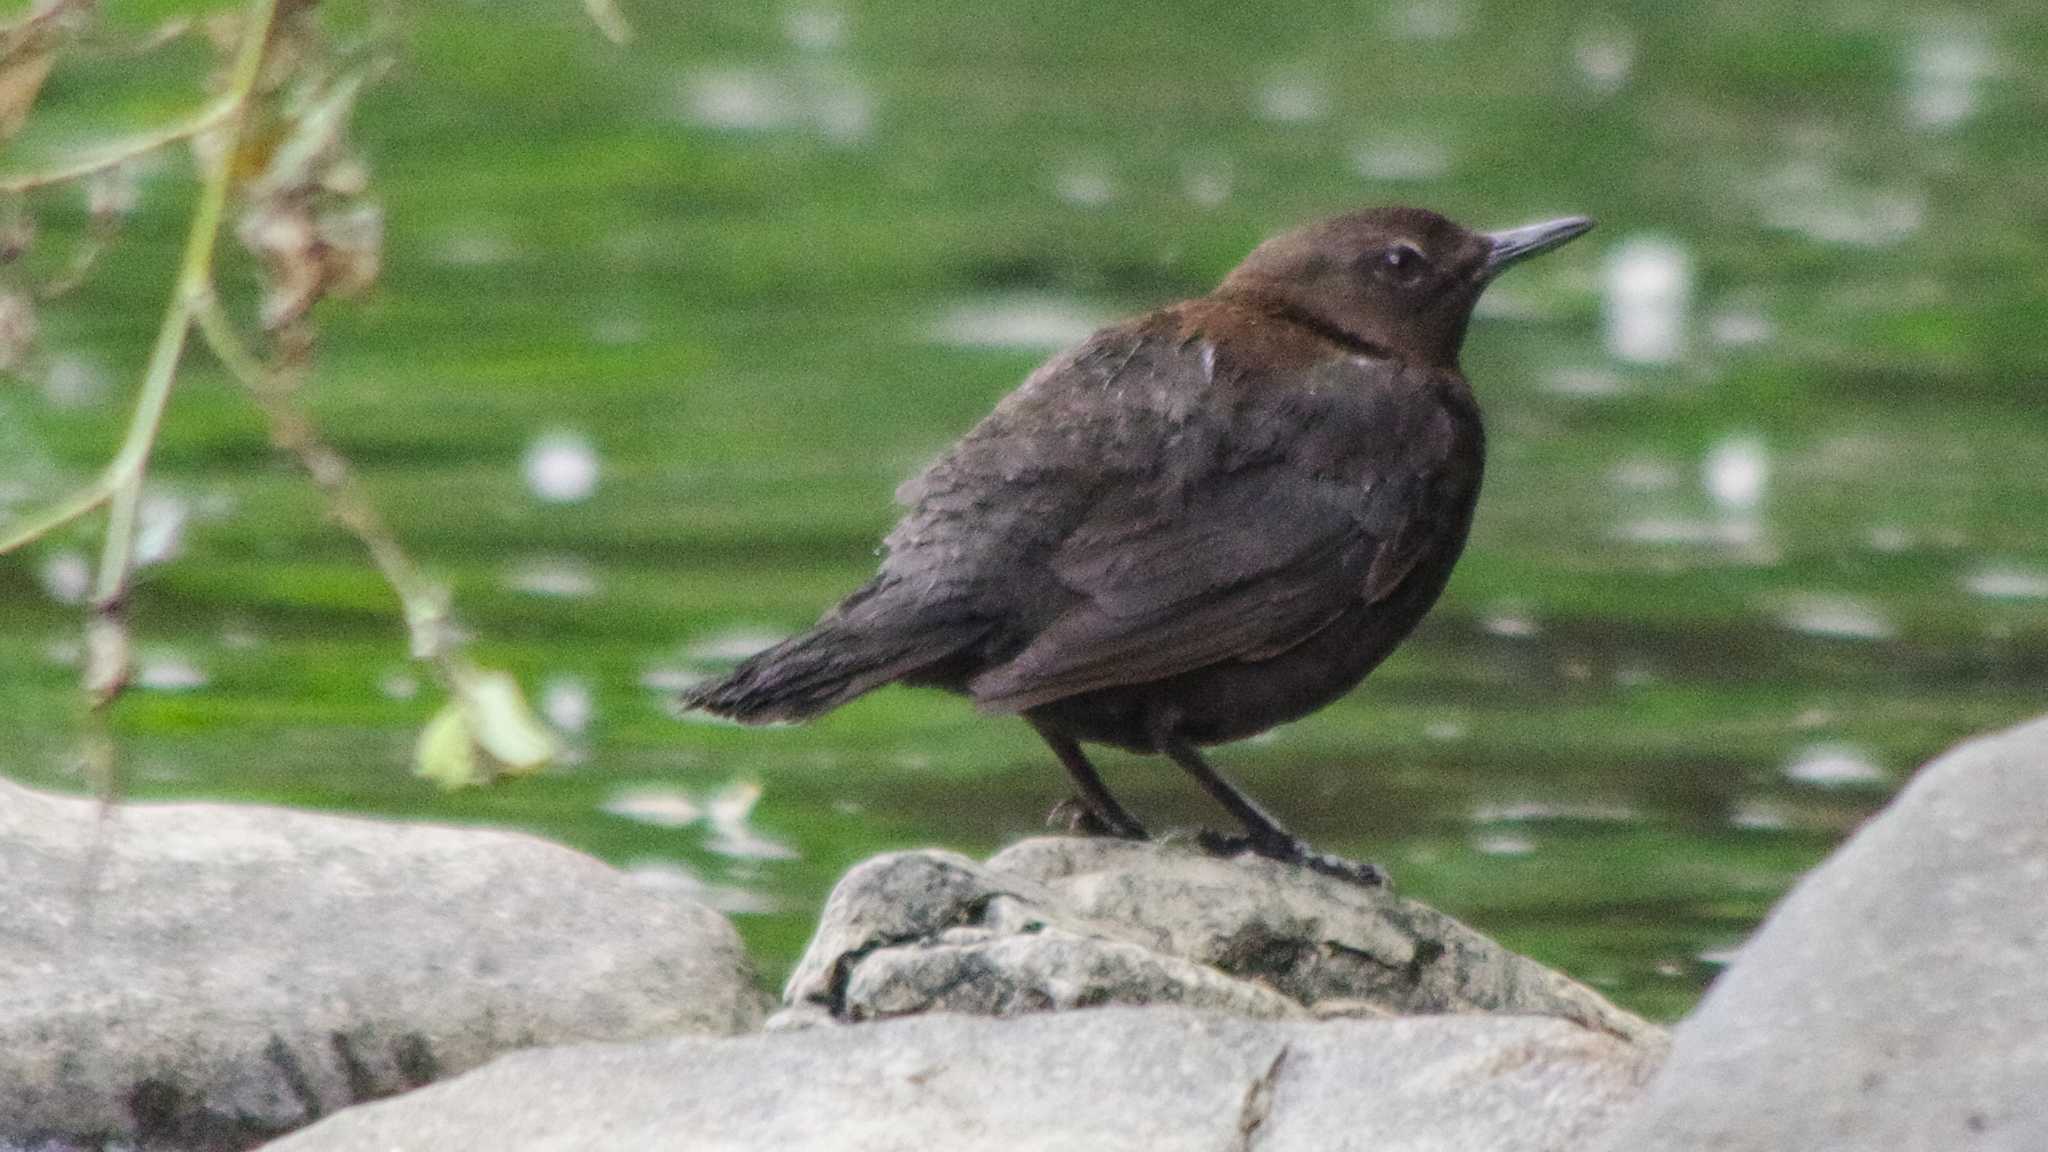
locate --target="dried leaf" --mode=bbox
[0,288,35,371]
[0,48,52,139]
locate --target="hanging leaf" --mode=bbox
[414,698,484,789]
[459,666,560,775]
[0,47,52,140]
[413,666,562,790]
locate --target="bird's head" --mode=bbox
[1217,205,1594,369]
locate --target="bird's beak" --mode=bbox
[1483,216,1595,278]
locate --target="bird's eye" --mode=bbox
[1379,242,1427,285]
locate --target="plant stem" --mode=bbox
[192,293,459,675]
[78,0,282,705]
[0,96,237,195]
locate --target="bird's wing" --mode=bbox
[967,350,1474,714]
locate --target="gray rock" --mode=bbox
[0,778,763,1151]
[1600,714,2048,1152]
[779,836,1658,1044]
[258,1006,1658,1152]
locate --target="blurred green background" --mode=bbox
[4,0,2047,1020]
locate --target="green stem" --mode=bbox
[82,0,282,702]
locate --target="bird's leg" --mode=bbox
[1030,720,1149,841]
[1145,706,1385,887]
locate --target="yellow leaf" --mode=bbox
[414,699,485,790]
[459,667,561,776]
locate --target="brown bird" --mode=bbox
[685,205,1593,883]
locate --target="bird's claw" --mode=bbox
[1197,829,1388,888]
[1047,797,1148,841]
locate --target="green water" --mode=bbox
[5,0,2048,1020]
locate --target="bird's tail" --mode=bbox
[681,586,984,725]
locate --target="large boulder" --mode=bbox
[0,778,763,1151]
[258,1006,1658,1152]
[776,835,1659,1044]
[1599,714,2048,1151]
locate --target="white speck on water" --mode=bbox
[1905,20,1993,131]
[218,619,262,650]
[136,652,207,692]
[1784,743,1886,787]
[1255,74,1327,124]
[1616,517,1764,549]
[1482,608,1541,639]
[1865,524,1914,553]
[1965,564,2048,601]
[1473,833,1536,857]
[626,859,782,915]
[1760,159,1924,248]
[679,68,799,132]
[1603,235,1692,365]
[1386,0,1463,41]
[1708,302,1774,348]
[1704,435,1767,512]
[602,785,702,829]
[1352,138,1450,183]
[1471,800,1638,825]
[1729,799,1791,831]
[783,4,846,51]
[43,355,109,408]
[1610,457,1679,492]
[1697,944,1744,967]
[135,490,188,568]
[588,310,648,347]
[430,226,521,268]
[1180,157,1234,208]
[925,296,1107,350]
[1572,25,1635,94]
[541,675,593,735]
[1424,719,1468,742]
[42,635,80,667]
[812,81,875,145]
[379,670,420,701]
[1543,366,1629,397]
[707,779,800,860]
[505,555,600,599]
[687,629,786,663]
[523,430,599,504]
[1052,161,1115,208]
[1780,594,1895,641]
[37,550,90,604]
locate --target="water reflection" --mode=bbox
[505,555,601,599]
[1965,565,2048,601]
[1783,743,1886,788]
[1904,19,1993,131]
[135,651,207,693]
[522,430,600,505]
[1603,236,1691,365]
[1352,138,1450,184]
[925,297,1107,350]
[1254,73,1327,124]
[1571,26,1635,95]
[37,551,89,605]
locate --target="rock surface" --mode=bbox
[259,1006,1657,1152]
[777,836,1659,1043]
[0,778,762,1151]
[1599,715,2048,1151]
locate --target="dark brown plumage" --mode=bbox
[684,205,1593,883]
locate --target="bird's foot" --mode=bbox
[1047,797,1149,841]
[1196,829,1387,888]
